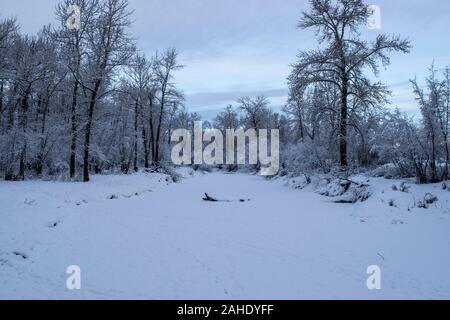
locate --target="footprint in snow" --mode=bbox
[13,251,28,260]
[48,221,61,228]
[24,199,36,206]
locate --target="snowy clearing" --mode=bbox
[1,170,449,299]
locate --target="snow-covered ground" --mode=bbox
[0,170,449,299]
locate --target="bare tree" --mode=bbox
[8,35,54,180]
[0,0,187,181]
[32,28,67,177]
[55,0,100,179]
[238,96,270,130]
[443,67,450,179]
[411,64,450,182]
[214,105,240,132]
[0,18,18,134]
[81,0,134,181]
[151,48,184,166]
[127,53,152,170]
[288,0,410,168]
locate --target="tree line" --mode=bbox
[0,0,191,182]
[214,0,449,184]
[1,0,448,184]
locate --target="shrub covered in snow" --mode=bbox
[417,193,439,209]
[316,178,372,204]
[280,141,334,176]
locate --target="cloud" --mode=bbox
[2,0,449,119]
[187,87,287,110]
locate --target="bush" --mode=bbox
[317,178,372,204]
[281,142,334,176]
[417,193,438,209]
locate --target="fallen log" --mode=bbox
[203,193,219,202]
[202,193,250,203]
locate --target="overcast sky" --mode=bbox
[1,0,449,119]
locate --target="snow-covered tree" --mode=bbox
[151,49,184,166]
[288,0,410,168]
[410,64,450,182]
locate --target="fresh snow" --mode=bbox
[1,170,449,299]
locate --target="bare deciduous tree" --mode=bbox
[289,0,410,168]
[151,48,184,166]
[81,0,135,181]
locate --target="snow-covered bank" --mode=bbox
[0,171,449,299]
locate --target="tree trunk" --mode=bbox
[430,132,438,182]
[70,81,79,179]
[133,99,139,172]
[148,94,155,164]
[444,135,449,181]
[6,83,18,130]
[299,116,304,142]
[446,98,450,180]
[154,93,166,166]
[18,92,29,181]
[142,126,149,168]
[155,113,163,166]
[339,79,348,168]
[0,80,3,116]
[36,98,49,176]
[83,81,101,182]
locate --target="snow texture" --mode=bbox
[1,169,449,299]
